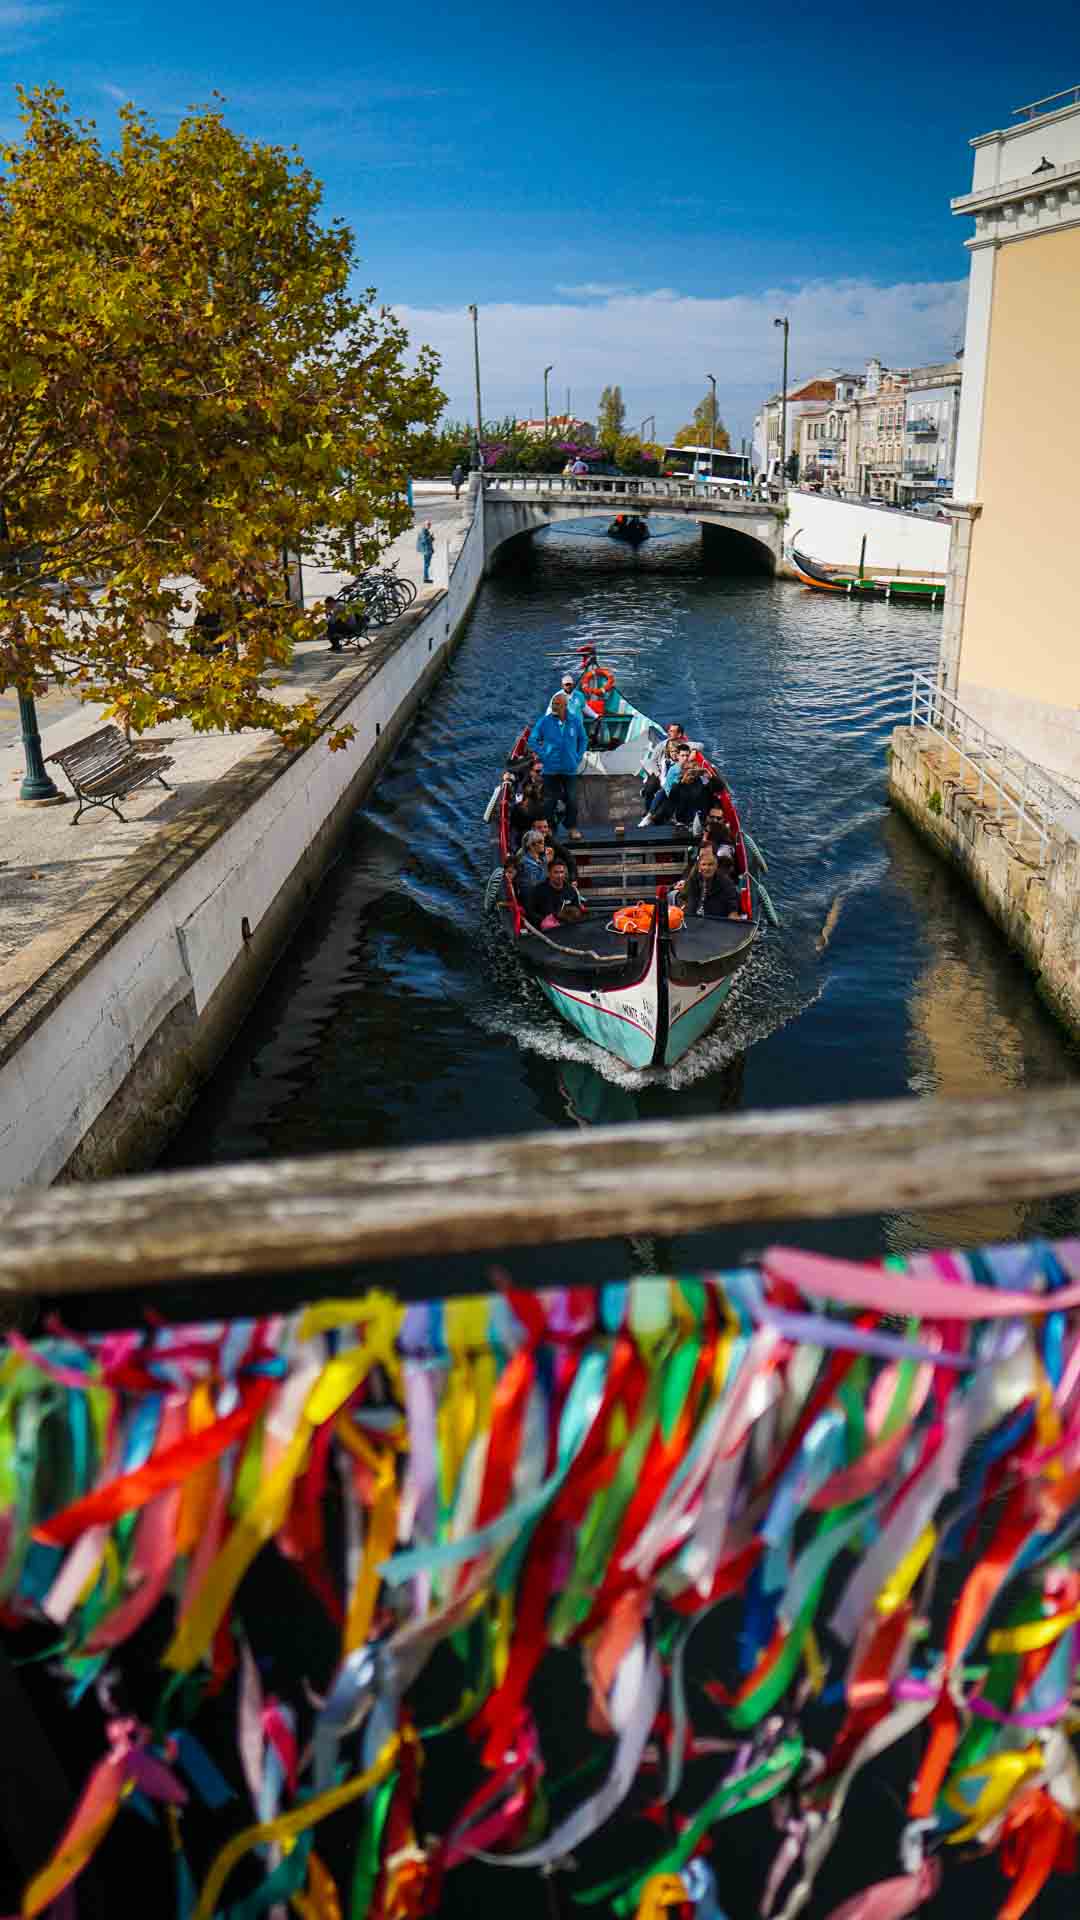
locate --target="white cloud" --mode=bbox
[555,281,635,299]
[394,277,968,441]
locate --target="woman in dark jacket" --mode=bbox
[678,843,745,920]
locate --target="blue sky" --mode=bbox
[5,0,1080,439]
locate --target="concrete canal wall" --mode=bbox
[0,487,486,1189]
[888,723,1080,1038]
[788,492,949,577]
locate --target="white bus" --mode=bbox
[661,445,753,497]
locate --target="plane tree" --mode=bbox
[0,88,443,749]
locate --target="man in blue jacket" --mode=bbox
[529,691,587,836]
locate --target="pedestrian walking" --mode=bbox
[451,462,464,500]
[417,520,435,584]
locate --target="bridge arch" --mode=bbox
[478,478,783,578]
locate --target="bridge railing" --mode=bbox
[5,1084,1080,1299]
[481,472,762,505]
[910,670,1080,862]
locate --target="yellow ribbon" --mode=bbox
[874,1523,935,1616]
[176,1379,219,1556]
[193,1734,401,1920]
[987,1601,1080,1655]
[341,1429,399,1656]
[942,1746,1044,1844]
[634,1873,692,1920]
[166,1325,401,1671]
[802,1624,826,1697]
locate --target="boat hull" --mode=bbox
[529,899,752,1070]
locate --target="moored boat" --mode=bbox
[490,652,762,1070]
[607,513,650,547]
[790,543,944,606]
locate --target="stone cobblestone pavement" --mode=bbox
[0,504,465,1010]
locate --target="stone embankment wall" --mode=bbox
[0,488,486,1189]
[888,724,1080,1037]
[788,492,949,577]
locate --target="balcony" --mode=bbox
[906,419,939,438]
[903,462,939,479]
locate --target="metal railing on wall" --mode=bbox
[909,669,1080,864]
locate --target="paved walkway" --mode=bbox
[0,504,467,1014]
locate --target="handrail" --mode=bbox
[1013,84,1080,120]
[481,473,763,505]
[909,670,1080,861]
[5,1083,1080,1295]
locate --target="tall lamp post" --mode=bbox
[467,304,483,469]
[773,315,790,496]
[639,414,655,442]
[706,374,717,460]
[543,364,553,438]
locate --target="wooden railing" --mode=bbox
[3,1084,1080,1297]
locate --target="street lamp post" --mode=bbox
[17,689,63,804]
[773,316,790,496]
[706,374,717,460]
[467,304,483,469]
[639,415,655,442]
[543,365,553,438]
[0,501,62,804]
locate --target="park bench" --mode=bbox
[46,724,174,824]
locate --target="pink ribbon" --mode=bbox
[765,1246,1080,1319]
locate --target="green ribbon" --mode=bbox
[349,1768,399,1920]
[573,1736,805,1909]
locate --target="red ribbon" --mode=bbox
[34,1379,275,1547]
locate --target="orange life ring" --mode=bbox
[612,902,684,933]
[581,664,615,700]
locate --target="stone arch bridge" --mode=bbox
[479,474,784,574]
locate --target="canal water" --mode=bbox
[165,518,1080,1292]
[157,523,1080,1920]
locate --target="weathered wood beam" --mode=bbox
[2,1087,1080,1296]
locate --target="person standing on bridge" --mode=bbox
[416,519,435,584]
[451,462,465,500]
[529,692,586,838]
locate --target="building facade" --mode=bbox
[942,86,1080,779]
[754,373,860,485]
[899,361,963,505]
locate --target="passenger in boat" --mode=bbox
[507,759,548,842]
[703,807,736,856]
[638,742,694,825]
[516,829,549,903]
[532,858,586,929]
[639,724,688,809]
[532,817,577,881]
[677,843,746,920]
[652,759,712,830]
[529,692,587,838]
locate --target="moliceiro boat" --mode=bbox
[491,652,762,1070]
[790,540,944,606]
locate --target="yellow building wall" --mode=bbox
[962,225,1080,709]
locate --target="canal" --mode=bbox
[165,519,1080,1290]
[156,521,1080,1920]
